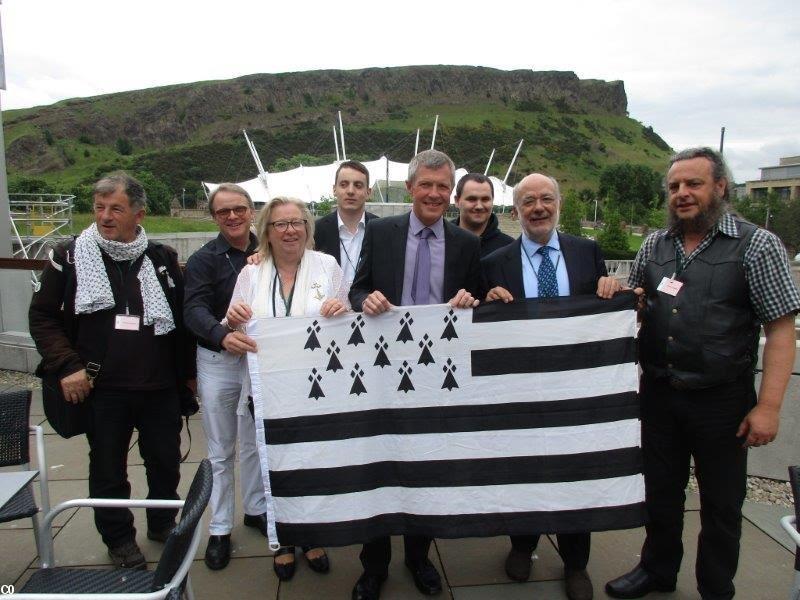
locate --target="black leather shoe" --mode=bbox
[243,513,268,537]
[405,558,442,595]
[273,546,296,581]
[301,546,330,573]
[204,534,231,570]
[505,548,532,582]
[352,572,386,600]
[605,565,675,599]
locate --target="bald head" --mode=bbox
[513,173,562,244]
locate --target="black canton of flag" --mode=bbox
[397,360,414,393]
[441,309,458,340]
[307,368,324,400]
[374,336,391,368]
[305,320,321,350]
[441,358,458,390]
[326,341,343,372]
[397,312,414,343]
[417,333,435,365]
[349,363,367,396]
[348,314,365,346]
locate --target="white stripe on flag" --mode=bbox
[275,475,646,524]
[268,419,641,471]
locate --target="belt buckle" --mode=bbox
[85,362,101,383]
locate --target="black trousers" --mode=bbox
[639,373,755,600]
[510,532,590,569]
[360,535,432,577]
[86,388,181,548]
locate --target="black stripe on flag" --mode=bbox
[471,337,635,376]
[270,447,642,497]
[473,290,637,323]
[263,391,638,445]
[275,503,647,547]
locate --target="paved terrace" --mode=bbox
[1,383,796,599]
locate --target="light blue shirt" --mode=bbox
[520,231,571,298]
[401,211,446,305]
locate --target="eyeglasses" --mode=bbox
[213,206,250,218]
[269,219,307,232]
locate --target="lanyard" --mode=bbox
[224,252,240,277]
[674,248,686,277]
[339,238,357,272]
[114,260,132,315]
[271,267,296,317]
[524,246,561,284]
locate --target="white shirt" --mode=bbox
[337,211,366,287]
[520,230,571,298]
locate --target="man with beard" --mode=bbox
[452,173,513,257]
[606,148,800,600]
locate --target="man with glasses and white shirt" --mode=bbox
[184,183,266,570]
[314,160,379,286]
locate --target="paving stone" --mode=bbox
[742,500,795,551]
[452,579,567,599]
[0,528,40,585]
[437,535,563,586]
[189,556,277,600]
[29,434,90,481]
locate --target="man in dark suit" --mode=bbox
[314,160,379,288]
[482,173,621,600]
[348,150,483,600]
[452,172,514,257]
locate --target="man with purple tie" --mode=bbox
[348,149,484,600]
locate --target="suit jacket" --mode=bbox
[481,232,608,298]
[313,210,379,265]
[349,213,484,311]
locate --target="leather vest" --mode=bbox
[639,218,760,389]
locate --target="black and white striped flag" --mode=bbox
[247,292,644,548]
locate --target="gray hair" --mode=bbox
[668,147,732,202]
[408,149,456,186]
[93,172,147,211]
[256,197,315,260]
[208,182,255,214]
[512,174,562,207]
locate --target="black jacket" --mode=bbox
[313,210,379,263]
[451,213,514,258]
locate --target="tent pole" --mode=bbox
[385,156,390,203]
[338,111,347,161]
[503,139,524,186]
[414,128,420,157]
[484,149,496,175]
[430,115,439,150]
[333,125,340,162]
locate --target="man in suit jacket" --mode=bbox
[348,150,483,600]
[482,173,621,600]
[314,160,379,288]
[452,172,514,257]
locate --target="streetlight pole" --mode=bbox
[593,198,598,225]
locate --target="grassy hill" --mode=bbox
[3,66,672,201]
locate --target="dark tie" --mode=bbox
[411,227,433,305]
[536,246,559,298]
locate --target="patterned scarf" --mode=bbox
[74,223,175,335]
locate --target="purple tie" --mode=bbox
[411,227,433,305]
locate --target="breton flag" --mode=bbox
[247,292,644,549]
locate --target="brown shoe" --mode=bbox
[504,548,532,582]
[565,568,593,600]
[108,540,146,570]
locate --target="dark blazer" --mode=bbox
[481,232,608,298]
[349,213,484,310]
[313,210,379,264]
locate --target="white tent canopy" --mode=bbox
[203,157,516,207]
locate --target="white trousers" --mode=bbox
[197,345,266,535]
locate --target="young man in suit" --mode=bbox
[314,160,379,288]
[481,173,621,600]
[348,150,483,600]
[452,172,514,257]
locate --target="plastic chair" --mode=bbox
[0,389,51,558]
[14,458,212,600]
[780,465,800,600]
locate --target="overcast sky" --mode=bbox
[1,0,798,183]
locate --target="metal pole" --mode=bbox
[719,127,725,154]
[414,129,420,157]
[385,156,390,203]
[338,111,347,161]
[0,2,11,257]
[333,126,340,162]
[484,149,496,175]
[594,198,598,224]
[503,139,524,185]
[430,115,439,150]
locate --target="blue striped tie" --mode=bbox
[536,246,559,298]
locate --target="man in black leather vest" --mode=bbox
[606,148,800,600]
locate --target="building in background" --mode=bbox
[746,155,800,200]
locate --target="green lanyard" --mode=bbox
[674,248,685,277]
[271,267,296,317]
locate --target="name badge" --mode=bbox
[657,277,683,297]
[115,314,141,331]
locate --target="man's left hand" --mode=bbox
[736,404,780,447]
[185,379,197,396]
[596,276,622,299]
[448,289,479,309]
